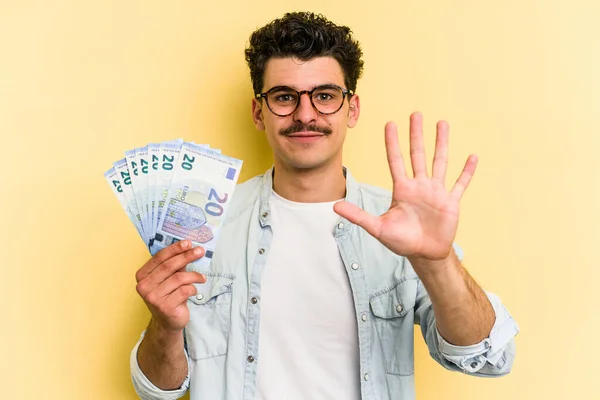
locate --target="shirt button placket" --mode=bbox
[247,245,267,373]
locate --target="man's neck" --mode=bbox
[272,163,346,203]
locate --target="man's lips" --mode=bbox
[284,133,326,143]
[286,132,326,137]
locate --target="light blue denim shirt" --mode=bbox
[130,167,519,400]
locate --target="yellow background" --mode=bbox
[2,0,598,399]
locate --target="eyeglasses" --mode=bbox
[255,84,354,117]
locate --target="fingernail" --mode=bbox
[193,247,204,256]
[181,240,191,249]
[199,274,207,282]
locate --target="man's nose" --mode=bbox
[293,92,318,124]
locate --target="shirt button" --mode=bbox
[262,211,269,218]
[247,356,255,363]
[250,297,258,304]
[470,361,478,369]
[484,341,490,349]
[196,293,204,301]
[361,314,367,322]
[351,262,359,270]
[396,304,403,313]
[364,373,370,381]
[338,222,344,229]
[258,248,265,255]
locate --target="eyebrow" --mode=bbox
[265,83,341,92]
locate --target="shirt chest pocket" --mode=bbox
[369,278,418,376]
[185,275,235,361]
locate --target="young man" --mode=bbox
[130,12,519,400]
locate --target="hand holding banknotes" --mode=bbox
[135,240,207,332]
[106,140,243,389]
[106,140,243,325]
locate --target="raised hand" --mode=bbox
[334,112,477,263]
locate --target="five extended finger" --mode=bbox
[432,120,450,183]
[385,122,407,183]
[409,112,428,178]
[333,201,382,239]
[451,154,478,200]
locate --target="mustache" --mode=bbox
[279,122,332,136]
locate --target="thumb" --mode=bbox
[333,201,381,239]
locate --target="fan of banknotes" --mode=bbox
[104,139,243,268]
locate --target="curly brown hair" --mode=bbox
[245,12,364,95]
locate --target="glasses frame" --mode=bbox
[255,84,355,117]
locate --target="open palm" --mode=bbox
[334,112,477,261]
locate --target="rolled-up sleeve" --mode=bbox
[130,330,190,400]
[416,285,519,376]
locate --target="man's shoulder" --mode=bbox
[235,173,265,196]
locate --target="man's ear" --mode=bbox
[347,94,360,128]
[252,98,265,130]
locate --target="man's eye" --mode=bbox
[272,93,297,103]
[316,93,333,101]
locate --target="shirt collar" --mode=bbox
[258,166,358,234]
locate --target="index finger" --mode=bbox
[135,240,192,283]
[385,121,408,183]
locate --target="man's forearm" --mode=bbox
[409,251,495,346]
[137,317,188,390]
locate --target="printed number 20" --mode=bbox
[112,180,123,193]
[181,154,195,170]
[205,188,228,217]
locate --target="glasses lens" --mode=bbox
[312,86,344,114]
[266,88,299,116]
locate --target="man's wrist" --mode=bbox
[146,318,185,351]
[408,251,460,283]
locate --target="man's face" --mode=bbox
[251,57,360,171]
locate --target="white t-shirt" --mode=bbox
[255,191,361,400]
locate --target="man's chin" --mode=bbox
[280,158,330,171]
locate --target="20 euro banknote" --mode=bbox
[153,142,242,268]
